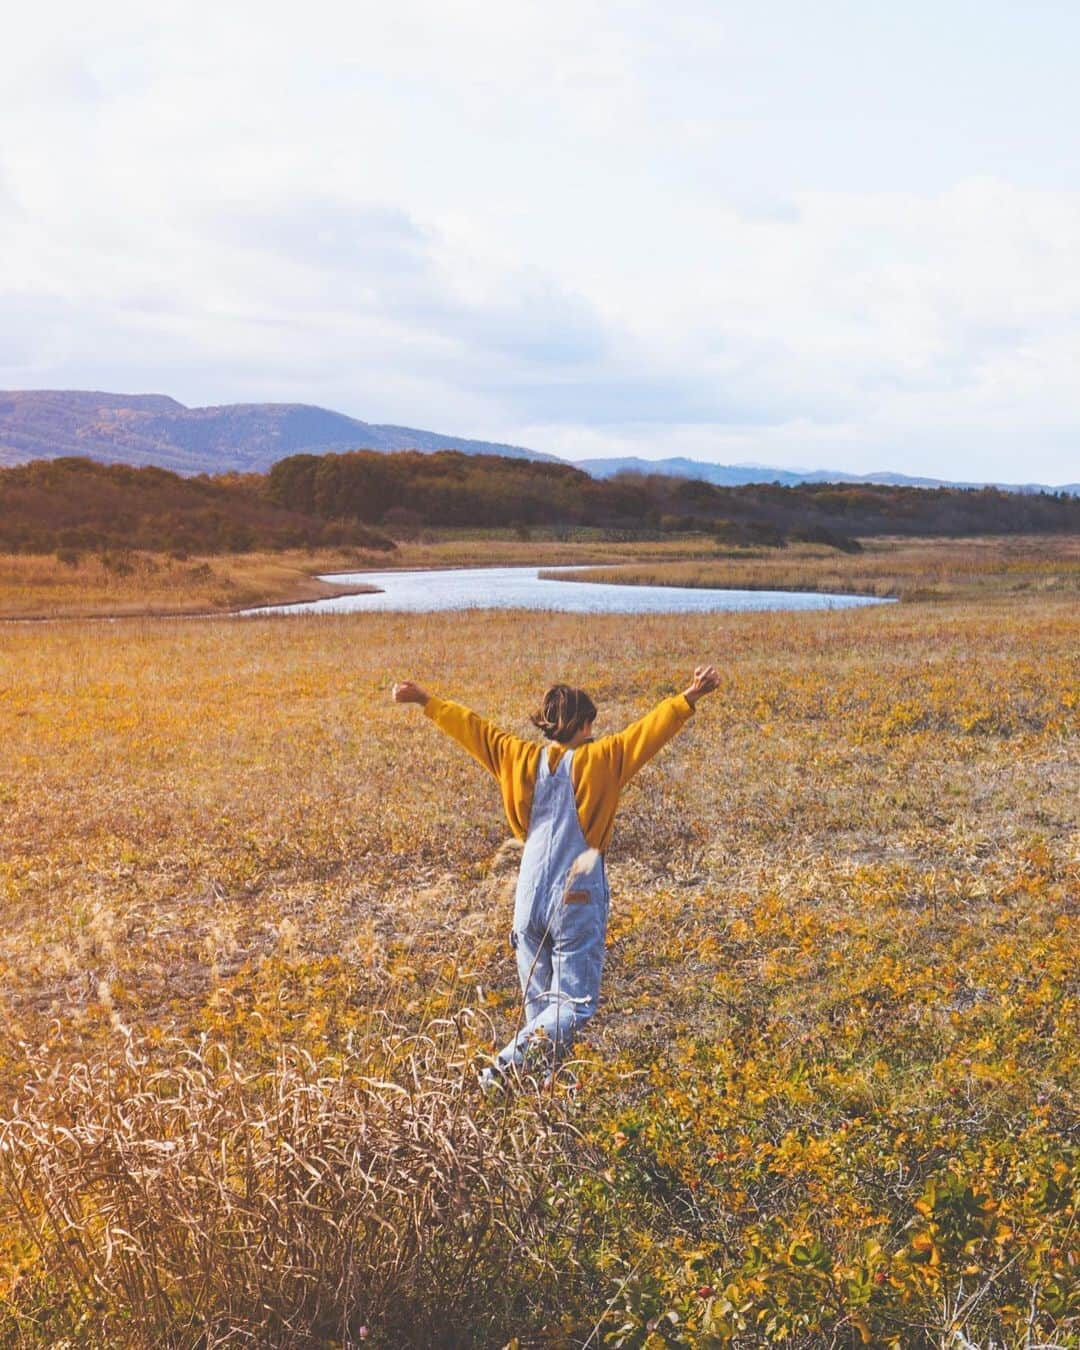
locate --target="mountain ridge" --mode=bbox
[572,455,1080,495]
[0,390,557,476]
[1,390,1076,494]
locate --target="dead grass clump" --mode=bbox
[0,1020,587,1348]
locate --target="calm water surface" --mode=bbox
[241,566,893,616]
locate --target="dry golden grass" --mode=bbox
[540,533,1080,602]
[0,549,385,620]
[0,1021,585,1347]
[0,561,1076,1344]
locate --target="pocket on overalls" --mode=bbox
[561,848,604,904]
[560,869,603,910]
[554,869,605,941]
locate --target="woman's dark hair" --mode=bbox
[531,684,597,744]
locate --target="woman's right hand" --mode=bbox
[392,680,430,706]
[682,665,719,707]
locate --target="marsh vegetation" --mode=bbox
[0,539,1075,1345]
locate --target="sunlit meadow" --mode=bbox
[0,546,1075,1346]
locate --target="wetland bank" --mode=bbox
[0,538,1075,1346]
[241,562,894,615]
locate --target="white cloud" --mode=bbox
[1,2,1079,481]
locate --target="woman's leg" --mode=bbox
[512,926,553,1024]
[490,897,606,1076]
[547,890,606,1060]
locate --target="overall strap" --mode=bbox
[537,745,575,783]
[537,746,552,781]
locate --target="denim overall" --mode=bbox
[490,747,611,1077]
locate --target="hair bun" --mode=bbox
[530,684,597,744]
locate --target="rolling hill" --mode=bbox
[0,390,555,475]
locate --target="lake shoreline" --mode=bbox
[239,563,895,617]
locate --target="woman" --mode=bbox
[392,666,719,1085]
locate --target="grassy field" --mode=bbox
[0,544,1076,1346]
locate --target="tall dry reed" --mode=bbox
[0,1016,593,1348]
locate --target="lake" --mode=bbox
[240,566,894,615]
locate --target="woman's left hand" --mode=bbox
[682,665,719,706]
[392,680,430,706]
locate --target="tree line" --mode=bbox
[265,450,1079,543]
[1,451,1076,557]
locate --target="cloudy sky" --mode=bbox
[3,1,1079,481]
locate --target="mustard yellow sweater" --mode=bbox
[423,692,695,851]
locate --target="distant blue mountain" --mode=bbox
[572,454,1080,496]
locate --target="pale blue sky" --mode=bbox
[2,1,1079,480]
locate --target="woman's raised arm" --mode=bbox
[605,664,720,787]
[392,681,520,780]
